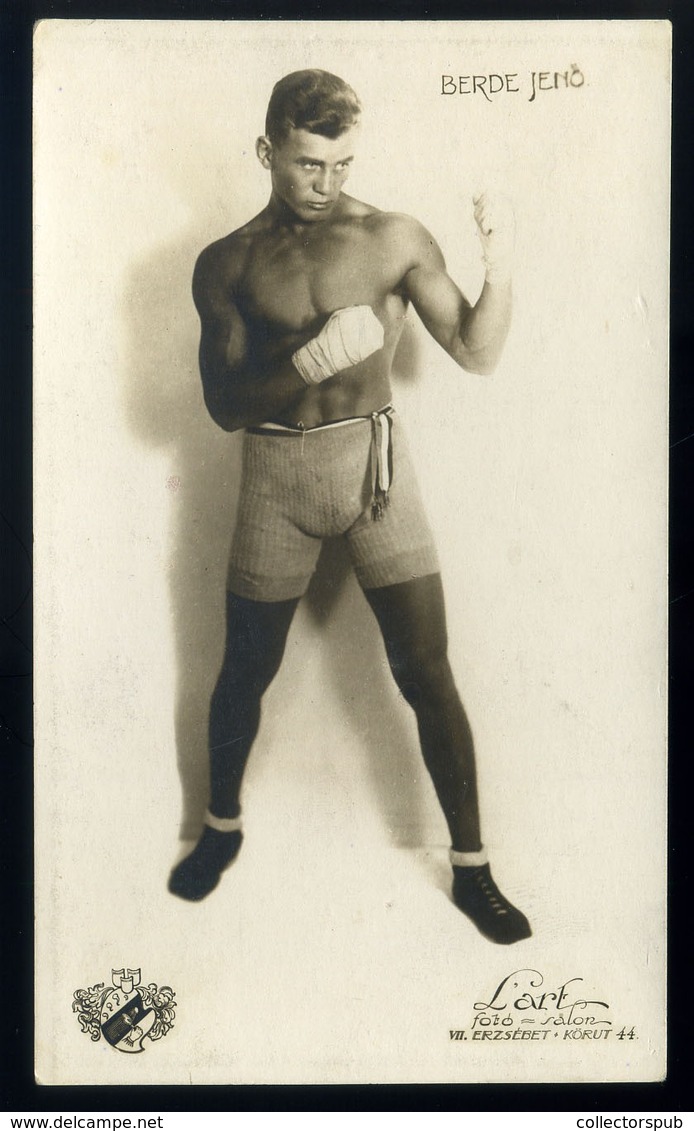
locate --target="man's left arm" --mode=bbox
[400,193,513,376]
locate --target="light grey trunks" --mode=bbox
[227,406,440,602]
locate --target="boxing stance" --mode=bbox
[169,69,531,944]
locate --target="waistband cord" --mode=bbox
[370,408,395,521]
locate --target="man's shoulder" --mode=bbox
[192,224,261,314]
[340,203,439,278]
[357,205,434,246]
[195,222,259,285]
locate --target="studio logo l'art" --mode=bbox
[72,968,177,1053]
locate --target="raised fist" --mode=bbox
[292,305,384,386]
[473,192,515,285]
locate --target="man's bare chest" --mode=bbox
[236,227,403,334]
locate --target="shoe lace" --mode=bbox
[476,872,509,916]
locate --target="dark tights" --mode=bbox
[363,575,481,852]
[208,592,299,821]
[208,574,481,852]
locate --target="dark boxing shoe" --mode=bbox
[452,862,532,945]
[168,826,243,902]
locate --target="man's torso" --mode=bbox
[211,196,419,426]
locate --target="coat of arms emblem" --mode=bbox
[72,968,176,1053]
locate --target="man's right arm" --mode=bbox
[192,245,307,432]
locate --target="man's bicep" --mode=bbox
[193,253,248,375]
[198,301,248,376]
[403,262,472,354]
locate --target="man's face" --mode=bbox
[258,126,358,221]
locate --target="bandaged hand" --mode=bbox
[474,192,515,286]
[292,305,384,386]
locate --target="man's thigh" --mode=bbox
[227,432,322,602]
[345,416,440,589]
[361,573,450,661]
[220,590,300,680]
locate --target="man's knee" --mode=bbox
[389,641,455,707]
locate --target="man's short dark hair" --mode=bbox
[265,69,361,146]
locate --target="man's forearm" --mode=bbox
[457,278,512,375]
[201,305,385,429]
[202,355,306,432]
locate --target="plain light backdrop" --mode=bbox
[34,20,669,1084]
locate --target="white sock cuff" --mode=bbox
[204,809,243,833]
[450,846,488,867]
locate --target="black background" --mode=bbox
[2,0,690,1114]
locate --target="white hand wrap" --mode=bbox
[474,194,514,286]
[292,305,384,386]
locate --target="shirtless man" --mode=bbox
[168,69,531,945]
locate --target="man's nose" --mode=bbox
[313,168,333,196]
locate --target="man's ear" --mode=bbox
[256,136,273,169]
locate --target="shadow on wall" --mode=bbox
[121,198,431,845]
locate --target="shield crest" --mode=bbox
[73,967,176,1052]
[99,970,155,1053]
[100,987,156,1053]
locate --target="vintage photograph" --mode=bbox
[33,20,669,1084]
